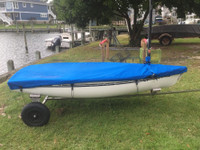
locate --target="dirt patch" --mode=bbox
[188,45,200,50]
[189,56,200,60]
[0,74,10,84]
[0,104,5,115]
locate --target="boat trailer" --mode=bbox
[29,88,200,105]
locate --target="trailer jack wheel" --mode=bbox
[21,102,50,127]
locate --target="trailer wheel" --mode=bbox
[159,36,172,46]
[21,102,50,127]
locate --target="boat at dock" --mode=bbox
[45,32,90,49]
[45,33,71,48]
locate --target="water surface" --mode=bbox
[0,32,62,75]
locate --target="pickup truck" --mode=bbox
[143,24,200,46]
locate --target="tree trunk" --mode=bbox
[125,9,149,47]
[125,17,134,46]
[133,9,149,46]
[125,16,139,47]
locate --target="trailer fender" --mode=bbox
[158,33,173,40]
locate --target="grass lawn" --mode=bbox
[0,35,200,149]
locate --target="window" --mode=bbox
[0,2,5,8]
[172,12,176,17]
[15,13,18,18]
[13,2,19,9]
[22,3,26,8]
[40,13,47,18]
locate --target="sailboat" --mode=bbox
[8,62,187,98]
[7,0,187,126]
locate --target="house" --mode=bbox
[161,6,178,24]
[128,8,158,25]
[0,0,56,25]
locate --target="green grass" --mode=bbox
[0,35,200,149]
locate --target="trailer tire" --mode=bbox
[21,102,50,127]
[159,36,172,46]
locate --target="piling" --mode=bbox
[81,29,86,45]
[89,37,92,42]
[47,25,50,33]
[106,41,110,59]
[91,31,96,41]
[89,20,92,36]
[55,46,60,53]
[115,30,119,36]
[75,33,78,40]
[71,25,74,47]
[7,60,15,72]
[16,23,19,33]
[59,24,62,33]
[23,24,28,53]
[70,42,73,49]
[63,24,65,32]
[35,51,41,60]
[31,22,34,33]
[101,46,105,62]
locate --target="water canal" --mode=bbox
[0,32,63,75]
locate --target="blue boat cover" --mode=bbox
[7,62,187,90]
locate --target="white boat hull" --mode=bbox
[45,38,70,48]
[45,38,54,47]
[14,74,182,98]
[45,32,90,48]
[60,40,70,48]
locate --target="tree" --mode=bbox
[106,0,151,46]
[53,0,200,46]
[160,0,200,18]
[53,0,110,29]
[53,0,154,45]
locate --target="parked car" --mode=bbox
[178,21,185,24]
[155,16,163,23]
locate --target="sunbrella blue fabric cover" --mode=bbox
[7,62,187,90]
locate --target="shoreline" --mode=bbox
[0,28,61,33]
